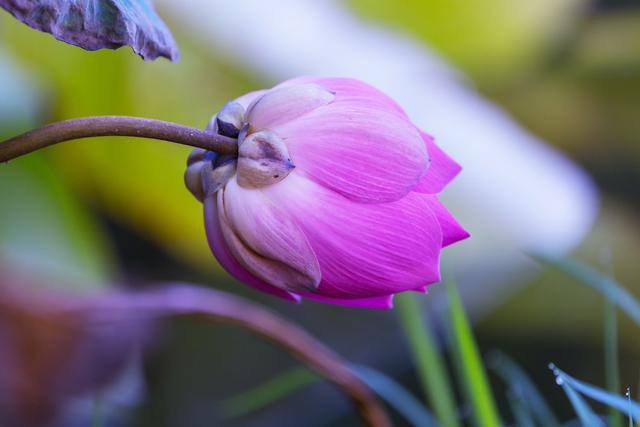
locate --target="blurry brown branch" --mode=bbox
[0,116,238,163]
[64,283,392,427]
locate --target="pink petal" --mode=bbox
[218,178,321,293]
[276,77,408,117]
[300,292,395,309]
[425,195,470,247]
[203,195,301,303]
[413,131,461,194]
[234,89,267,110]
[265,174,443,299]
[246,83,334,130]
[272,100,428,204]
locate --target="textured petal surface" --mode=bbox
[425,195,470,247]
[265,174,443,299]
[271,96,428,203]
[246,83,334,130]
[275,77,407,116]
[203,195,300,302]
[219,178,321,293]
[413,131,461,194]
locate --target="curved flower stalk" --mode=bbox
[0,266,391,427]
[186,77,468,309]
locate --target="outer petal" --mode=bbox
[299,292,395,309]
[203,195,301,302]
[273,77,408,117]
[219,178,321,293]
[425,195,470,247]
[272,101,428,203]
[265,174,443,299]
[413,131,461,194]
[234,89,267,109]
[246,83,335,130]
[207,90,267,131]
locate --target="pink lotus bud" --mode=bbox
[188,77,469,308]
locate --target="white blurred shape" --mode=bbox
[158,0,598,311]
[0,49,40,125]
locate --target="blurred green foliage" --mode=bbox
[0,47,111,288]
[0,154,113,287]
[1,13,261,270]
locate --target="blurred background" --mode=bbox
[0,0,639,425]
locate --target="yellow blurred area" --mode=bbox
[347,0,586,84]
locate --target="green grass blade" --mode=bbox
[506,389,536,427]
[552,365,640,422]
[534,255,640,327]
[445,278,501,427]
[599,249,623,426]
[637,379,640,427]
[91,394,103,427]
[220,364,437,426]
[352,364,438,427]
[396,292,459,427]
[487,351,559,426]
[553,370,605,427]
[219,367,319,417]
[605,296,623,427]
[627,388,635,427]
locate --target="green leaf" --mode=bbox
[396,292,459,426]
[351,364,438,427]
[220,364,437,427]
[219,367,318,418]
[487,351,559,427]
[0,0,178,61]
[552,365,640,423]
[445,278,501,427]
[506,389,536,427]
[534,255,640,327]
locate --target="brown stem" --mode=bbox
[66,284,393,427]
[0,116,238,163]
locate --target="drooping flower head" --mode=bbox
[185,77,468,309]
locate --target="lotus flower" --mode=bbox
[185,77,468,308]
